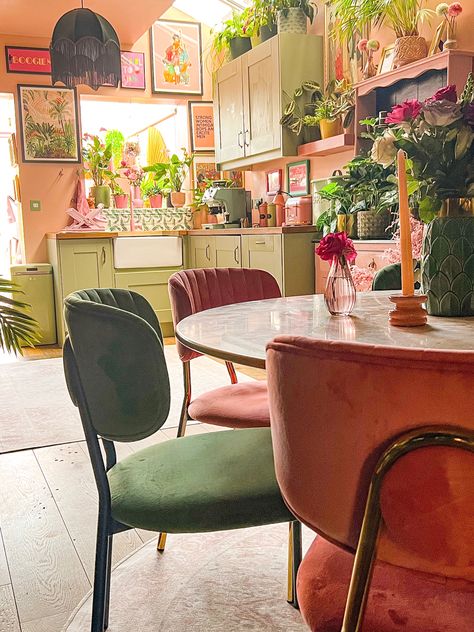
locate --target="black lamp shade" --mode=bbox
[50,8,121,90]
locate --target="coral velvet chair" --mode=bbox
[168,268,281,436]
[266,335,474,632]
[62,289,298,632]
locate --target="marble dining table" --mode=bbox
[175,291,474,369]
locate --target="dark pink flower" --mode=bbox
[385,99,422,124]
[448,2,463,17]
[431,85,457,103]
[316,232,357,263]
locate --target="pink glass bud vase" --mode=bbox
[324,255,356,316]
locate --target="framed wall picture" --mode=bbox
[222,170,244,188]
[5,46,51,74]
[150,19,203,95]
[120,51,145,89]
[324,2,368,85]
[188,101,214,152]
[193,156,220,190]
[17,85,81,163]
[377,45,396,75]
[287,160,310,197]
[429,22,447,56]
[266,169,282,196]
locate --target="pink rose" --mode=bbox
[448,2,462,16]
[357,39,368,52]
[316,232,357,263]
[385,99,422,124]
[431,85,457,103]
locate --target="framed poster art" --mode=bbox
[189,101,214,152]
[120,51,145,89]
[286,160,310,197]
[193,156,220,190]
[5,46,51,74]
[377,45,396,75]
[17,85,81,163]
[266,168,282,196]
[324,2,368,86]
[150,20,203,95]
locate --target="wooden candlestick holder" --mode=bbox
[389,294,428,327]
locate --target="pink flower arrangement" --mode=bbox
[383,215,424,264]
[349,265,375,292]
[436,3,462,38]
[357,39,368,53]
[431,85,457,103]
[123,165,144,187]
[385,99,422,124]
[316,232,357,263]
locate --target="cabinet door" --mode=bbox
[214,57,245,164]
[241,235,282,289]
[214,235,241,268]
[242,38,280,157]
[59,239,114,296]
[189,236,216,268]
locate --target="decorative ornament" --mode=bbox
[50,1,121,90]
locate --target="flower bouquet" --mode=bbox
[316,232,357,316]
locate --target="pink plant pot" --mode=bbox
[170,191,186,208]
[114,194,129,209]
[149,194,163,208]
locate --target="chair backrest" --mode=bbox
[169,268,281,361]
[372,263,401,291]
[266,335,474,581]
[63,288,170,442]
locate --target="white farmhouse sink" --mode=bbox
[113,236,183,269]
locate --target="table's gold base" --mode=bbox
[389,294,428,327]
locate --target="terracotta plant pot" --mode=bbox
[229,37,252,60]
[393,36,427,68]
[319,118,342,139]
[91,185,111,208]
[149,194,163,208]
[192,204,209,229]
[277,8,307,34]
[114,194,128,209]
[170,191,186,208]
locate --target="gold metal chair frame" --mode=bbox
[342,426,474,632]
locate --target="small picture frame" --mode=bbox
[429,22,447,56]
[287,160,310,197]
[222,170,244,188]
[120,51,145,89]
[193,155,220,190]
[266,169,282,196]
[188,101,214,152]
[377,44,396,75]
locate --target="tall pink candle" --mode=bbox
[397,149,414,296]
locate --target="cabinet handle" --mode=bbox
[255,240,265,245]
[101,246,106,265]
[233,246,240,264]
[368,258,377,270]
[244,129,250,147]
[205,244,211,261]
[237,131,244,148]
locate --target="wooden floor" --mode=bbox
[0,342,265,632]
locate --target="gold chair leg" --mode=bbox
[225,360,238,384]
[287,520,302,609]
[342,427,474,632]
[156,532,167,552]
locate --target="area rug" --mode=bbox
[0,346,254,453]
[65,523,311,631]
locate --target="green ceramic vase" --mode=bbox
[91,185,111,208]
[421,214,474,317]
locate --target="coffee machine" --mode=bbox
[202,181,247,226]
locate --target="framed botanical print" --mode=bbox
[287,160,310,196]
[324,2,368,86]
[193,155,220,190]
[266,169,282,196]
[17,85,81,163]
[188,101,214,152]
[120,51,145,89]
[150,19,203,95]
[222,170,244,188]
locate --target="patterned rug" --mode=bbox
[0,346,254,453]
[65,524,311,631]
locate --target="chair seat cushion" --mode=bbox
[188,381,270,428]
[298,537,474,632]
[108,427,294,533]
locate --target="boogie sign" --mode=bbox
[6,47,51,74]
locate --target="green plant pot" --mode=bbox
[91,185,111,208]
[302,125,319,144]
[421,215,474,317]
[261,23,277,41]
[229,37,252,60]
[277,8,307,34]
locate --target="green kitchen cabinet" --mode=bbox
[215,235,241,268]
[241,235,283,288]
[188,235,241,269]
[114,268,181,337]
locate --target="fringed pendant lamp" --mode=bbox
[50,1,121,90]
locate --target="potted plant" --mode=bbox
[247,0,278,43]
[280,80,323,140]
[318,178,357,237]
[313,96,343,139]
[211,11,251,61]
[82,134,113,207]
[109,173,128,209]
[329,0,433,67]
[141,174,165,209]
[105,129,125,170]
[145,150,194,208]
[273,0,317,35]
[0,277,39,355]
[374,77,474,316]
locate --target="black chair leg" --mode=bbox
[103,535,113,630]
[288,520,302,609]
[91,516,110,632]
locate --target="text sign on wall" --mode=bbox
[6,47,51,74]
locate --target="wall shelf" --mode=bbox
[297,133,355,157]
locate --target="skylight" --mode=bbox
[172,0,250,28]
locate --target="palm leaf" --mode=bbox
[0,277,40,355]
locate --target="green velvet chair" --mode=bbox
[63,288,300,632]
[372,262,421,291]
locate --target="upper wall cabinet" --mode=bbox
[214,34,323,170]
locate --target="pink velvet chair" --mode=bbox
[168,267,281,436]
[266,335,474,631]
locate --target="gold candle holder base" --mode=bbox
[389,294,428,327]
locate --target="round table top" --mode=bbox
[175,291,474,368]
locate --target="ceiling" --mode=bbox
[172,0,249,27]
[0,0,174,43]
